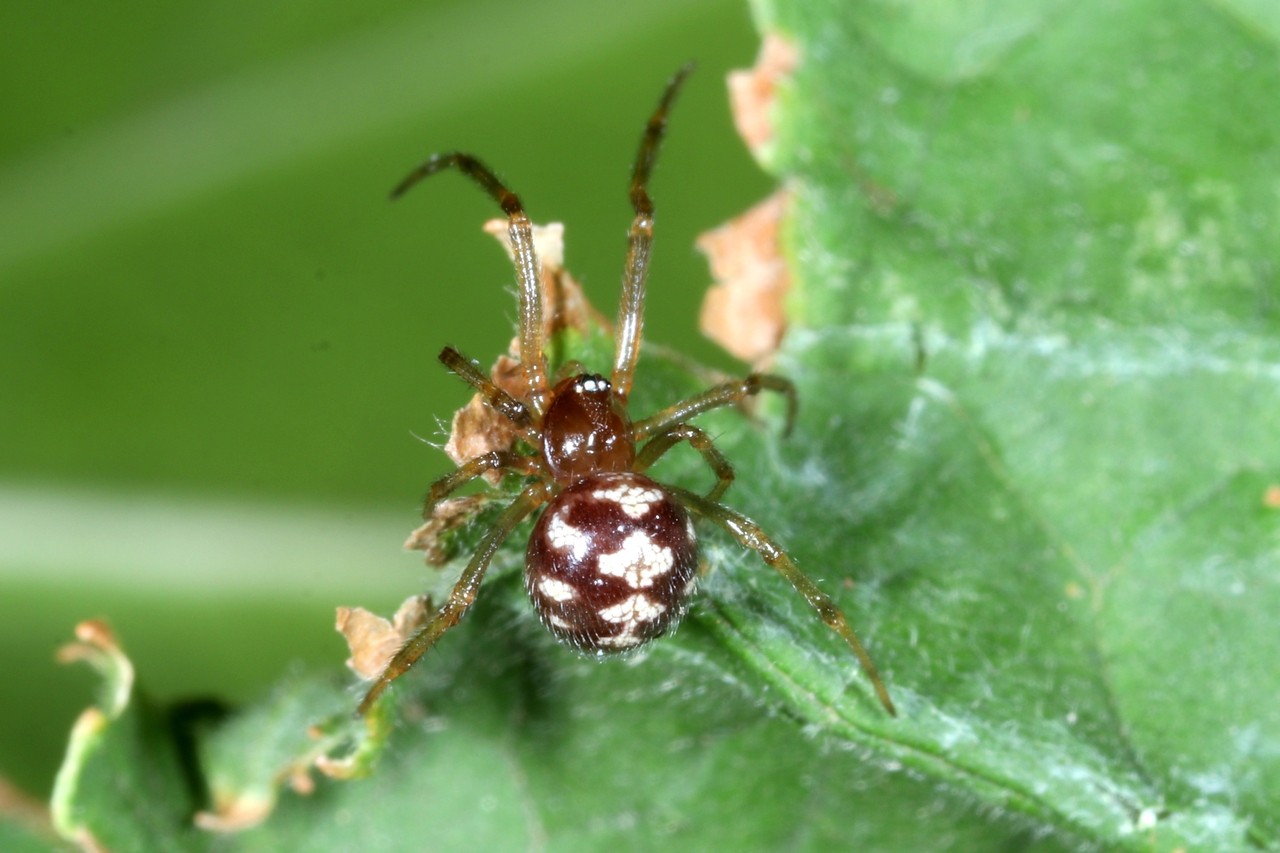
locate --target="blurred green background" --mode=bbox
[0,0,769,799]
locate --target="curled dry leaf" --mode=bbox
[698,191,791,366]
[335,595,432,681]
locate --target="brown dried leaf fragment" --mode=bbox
[335,595,432,681]
[698,191,791,366]
[194,795,275,834]
[482,219,608,344]
[404,494,493,566]
[700,34,800,366]
[443,362,523,473]
[728,32,799,161]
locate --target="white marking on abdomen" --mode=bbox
[537,576,578,602]
[546,509,590,560]
[596,531,674,587]
[593,483,664,518]
[599,593,666,625]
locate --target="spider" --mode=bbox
[357,66,895,717]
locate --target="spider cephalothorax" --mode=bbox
[357,66,895,717]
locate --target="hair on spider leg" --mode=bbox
[356,65,895,719]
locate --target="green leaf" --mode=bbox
[44,0,1279,850]
[746,0,1279,847]
[50,624,203,851]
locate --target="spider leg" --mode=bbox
[633,373,798,441]
[636,423,734,501]
[611,63,695,403]
[392,154,551,413]
[421,449,543,519]
[439,346,537,441]
[668,485,897,716]
[358,481,552,716]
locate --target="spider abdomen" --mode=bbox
[526,471,698,654]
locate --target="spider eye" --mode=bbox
[577,375,611,394]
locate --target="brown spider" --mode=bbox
[357,66,895,717]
